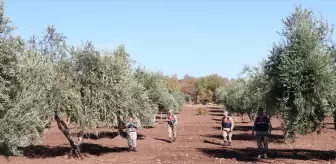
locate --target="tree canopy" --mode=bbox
[215,6,336,142]
[0,1,186,156]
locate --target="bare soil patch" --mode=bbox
[1,105,335,164]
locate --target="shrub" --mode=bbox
[197,107,207,115]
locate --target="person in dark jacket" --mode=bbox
[252,110,272,158]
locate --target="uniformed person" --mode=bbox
[221,111,234,146]
[126,116,138,152]
[167,111,177,142]
[252,110,272,158]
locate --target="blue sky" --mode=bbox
[5,0,336,79]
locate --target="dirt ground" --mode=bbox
[1,105,335,164]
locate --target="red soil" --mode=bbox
[1,105,335,164]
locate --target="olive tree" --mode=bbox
[215,79,249,118]
[97,46,157,131]
[329,46,336,129]
[134,68,186,124]
[264,6,336,141]
[0,0,183,156]
[0,0,50,155]
[198,74,228,104]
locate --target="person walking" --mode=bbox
[221,111,234,146]
[167,111,177,143]
[126,116,138,152]
[252,110,272,158]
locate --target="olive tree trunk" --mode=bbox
[54,112,84,159]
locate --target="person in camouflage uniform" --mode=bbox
[252,110,272,158]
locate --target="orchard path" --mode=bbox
[0,105,335,164]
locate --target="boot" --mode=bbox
[133,147,137,152]
[173,137,176,142]
[227,142,231,146]
[128,146,132,152]
[222,141,227,146]
[263,153,267,159]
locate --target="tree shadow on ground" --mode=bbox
[198,147,336,162]
[325,122,335,129]
[208,109,224,113]
[234,125,253,132]
[142,125,156,129]
[202,133,285,144]
[203,139,222,146]
[84,131,146,140]
[137,134,146,140]
[208,106,222,109]
[20,143,129,159]
[272,127,283,131]
[212,125,252,132]
[234,121,251,124]
[210,113,224,117]
[211,125,284,132]
[198,147,259,162]
[154,138,171,143]
[212,118,221,122]
[212,118,250,124]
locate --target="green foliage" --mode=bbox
[97,46,157,128]
[216,7,336,141]
[184,93,192,103]
[170,91,186,112]
[264,6,336,141]
[134,68,166,113]
[329,47,336,129]
[0,12,184,156]
[0,1,47,155]
[197,74,228,103]
[0,49,54,155]
[134,68,186,115]
[0,0,22,113]
[215,79,250,116]
[69,42,102,131]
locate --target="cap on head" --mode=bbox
[169,111,173,114]
[223,111,228,116]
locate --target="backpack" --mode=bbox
[254,116,269,131]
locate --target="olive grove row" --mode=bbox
[0,1,187,156]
